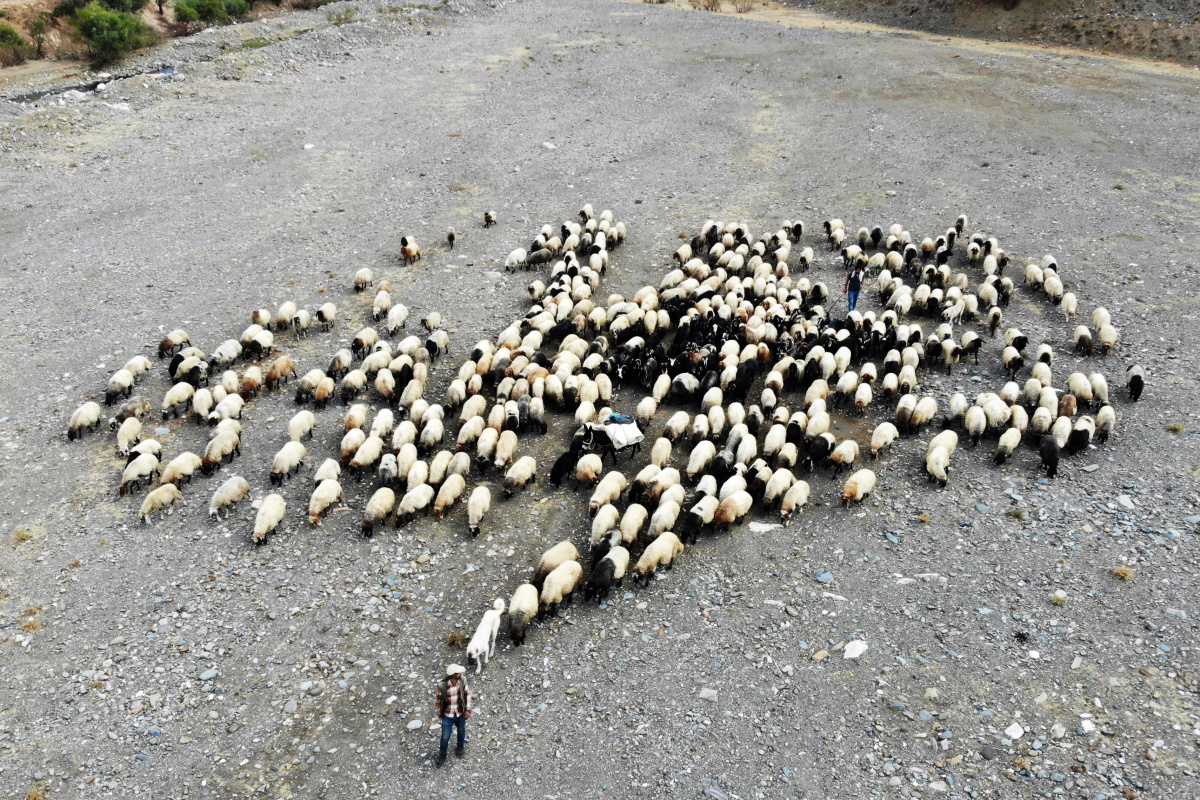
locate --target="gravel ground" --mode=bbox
[1,1,1199,798]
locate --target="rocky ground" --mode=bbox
[1,0,1199,798]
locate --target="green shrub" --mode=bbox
[52,0,91,18]
[292,0,334,9]
[326,5,356,23]
[103,0,148,13]
[0,22,34,66]
[72,1,154,63]
[174,0,249,22]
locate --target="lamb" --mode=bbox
[158,329,190,359]
[493,429,518,470]
[467,486,491,536]
[532,541,580,586]
[1098,324,1119,354]
[589,471,627,513]
[573,453,604,486]
[1067,416,1094,455]
[714,490,754,528]
[779,480,810,525]
[264,356,297,390]
[631,532,684,584]
[160,452,202,487]
[1126,364,1144,401]
[647,501,682,541]
[925,446,950,487]
[308,479,343,525]
[252,493,287,545]
[349,435,385,474]
[539,561,583,618]
[466,599,506,673]
[585,547,630,603]
[354,267,373,292]
[1038,434,1060,478]
[685,440,716,482]
[965,406,987,446]
[827,440,859,476]
[433,474,466,518]
[870,422,899,459]
[1095,405,1116,443]
[207,394,245,426]
[763,468,796,508]
[270,441,307,485]
[993,427,1021,464]
[503,456,538,498]
[619,504,648,546]
[505,248,528,271]
[68,401,102,440]
[272,302,298,331]
[289,409,316,442]
[119,453,160,496]
[650,437,672,468]
[208,475,250,519]
[109,396,150,430]
[395,484,435,525]
[316,302,338,330]
[139,484,183,523]
[116,417,142,457]
[201,430,240,475]
[591,504,621,550]
[840,469,876,507]
[484,210,497,228]
[1089,373,1109,408]
[161,382,195,419]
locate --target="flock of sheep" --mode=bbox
[64,202,1143,672]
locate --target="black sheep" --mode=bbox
[1038,435,1060,479]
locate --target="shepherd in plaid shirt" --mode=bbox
[434,664,472,767]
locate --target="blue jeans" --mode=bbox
[847,291,860,312]
[439,715,466,758]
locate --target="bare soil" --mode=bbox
[0,1,1198,799]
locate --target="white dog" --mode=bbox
[465,599,505,673]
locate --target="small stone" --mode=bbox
[842,640,868,660]
[1051,723,1067,739]
[698,688,718,702]
[811,650,828,662]
[406,719,423,731]
[1052,590,1068,606]
[924,688,939,700]
[981,745,994,760]
[283,700,297,714]
[1117,495,1135,510]
[1082,464,1099,473]
[1004,722,1025,740]
[815,569,833,584]
[1071,656,1083,669]
[975,504,989,513]
[199,669,218,681]
[1166,608,1186,620]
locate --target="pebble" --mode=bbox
[283,699,297,714]
[1117,495,1135,510]
[698,688,718,702]
[815,569,833,584]
[198,669,218,681]
[406,719,423,731]
[1082,464,1100,472]
[1004,722,1025,740]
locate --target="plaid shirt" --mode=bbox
[436,678,472,718]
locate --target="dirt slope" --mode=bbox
[780,0,1200,65]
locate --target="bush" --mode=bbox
[52,0,91,17]
[292,0,334,9]
[0,22,34,66]
[103,0,148,13]
[72,1,154,63]
[326,5,356,23]
[174,0,249,22]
